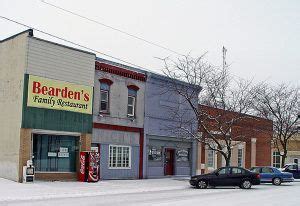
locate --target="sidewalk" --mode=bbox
[0,178,189,202]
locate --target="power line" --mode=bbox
[40,0,184,56]
[0,15,248,81]
[0,15,150,70]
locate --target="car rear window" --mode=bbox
[262,167,273,173]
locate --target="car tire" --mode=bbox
[241,180,252,189]
[196,180,208,189]
[272,178,282,186]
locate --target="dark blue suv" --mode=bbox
[281,164,300,179]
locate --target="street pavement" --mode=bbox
[0,178,299,206]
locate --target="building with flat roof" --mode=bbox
[0,30,96,182]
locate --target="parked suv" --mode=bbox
[281,164,300,179]
[190,167,260,189]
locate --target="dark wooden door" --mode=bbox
[165,148,175,175]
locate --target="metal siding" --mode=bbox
[144,73,199,177]
[100,144,139,179]
[27,38,95,86]
[22,74,92,133]
[144,74,198,137]
[146,136,193,177]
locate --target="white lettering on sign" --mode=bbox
[48,152,57,157]
[58,152,69,158]
[60,147,68,153]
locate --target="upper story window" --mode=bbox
[127,85,139,118]
[127,89,136,117]
[99,78,113,113]
[100,83,109,112]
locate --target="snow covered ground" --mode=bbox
[0,178,299,206]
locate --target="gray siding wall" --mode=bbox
[93,128,140,179]
[147,136,193,177]
[99,144,139,179]
[93,70,145,128]
[144,73,198,137]
[93,128,139,145]
[26,37,95,86]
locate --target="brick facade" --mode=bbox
[198,105,273,173]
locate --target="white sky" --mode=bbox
[0,0,299,85]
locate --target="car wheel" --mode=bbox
[241,180,252,189]
[196,180,208,189]
[272,178,282,186]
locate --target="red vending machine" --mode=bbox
[79,151,100,182]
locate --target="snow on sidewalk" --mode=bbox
[0,178,189,202]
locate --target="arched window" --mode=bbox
[127,86,138,117]
[99,79,113,113]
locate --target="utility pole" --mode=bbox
[222,46,227,70]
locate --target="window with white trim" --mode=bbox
[100,83,110,112]
[237,148,243,167]
[127,89,137,117]
[207,149,215,168]
[109,145,131,169]
[273,151,281,168]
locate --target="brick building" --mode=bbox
[197,105,273,174]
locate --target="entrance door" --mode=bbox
[164,148,175,176]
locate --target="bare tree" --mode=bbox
[253,83,300,167]
[162,53,259,167]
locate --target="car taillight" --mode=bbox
[256,174,260,179]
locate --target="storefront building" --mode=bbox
[144,73,200,178]
[0,30,95,182]
[92,58,146,179]
[197,105,273,174]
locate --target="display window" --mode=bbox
[148,146,162,161]
[32,134,79,172]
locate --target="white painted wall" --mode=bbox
[0,31,28,181]
[26,37,95,86]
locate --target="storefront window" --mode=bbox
[32,134,79,172]
[176,149,189,162]
[148,146,162,161]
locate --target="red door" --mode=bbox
[165,148,175,176]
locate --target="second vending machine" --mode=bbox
[78,151,100,182]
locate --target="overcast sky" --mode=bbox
[1,0,299,85]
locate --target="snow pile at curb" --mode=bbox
[0,178,189,202]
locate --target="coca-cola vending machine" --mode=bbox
[79,151,100,182]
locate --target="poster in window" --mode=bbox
[176,149,189,162]
[148,147,162,161]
